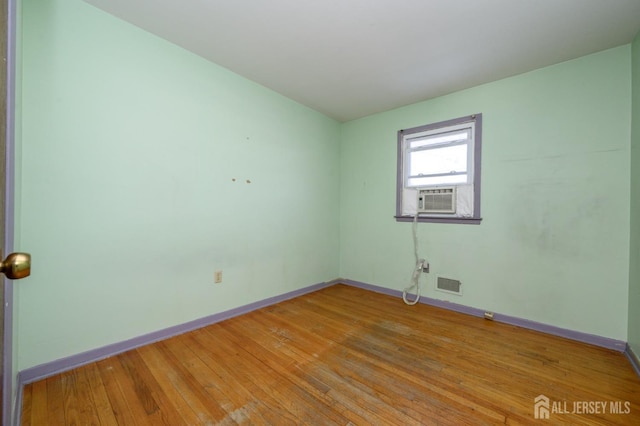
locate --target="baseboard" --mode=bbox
[337,278,628,352]
[19,278,630,383]
[17,281,333,387]
[625,344,640,377]
[14,277,635,424]
[13,381,23,426]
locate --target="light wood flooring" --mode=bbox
[21,284,640,425]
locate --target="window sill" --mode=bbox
[394,215,482,225]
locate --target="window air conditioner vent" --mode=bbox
[417,187,456,214]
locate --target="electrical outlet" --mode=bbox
[214,270,223,284]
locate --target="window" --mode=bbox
[396,114,482,224]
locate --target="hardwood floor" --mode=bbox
[21,284,640,425]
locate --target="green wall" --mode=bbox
[629,31,640,356]
[18,0,341,370]
[340,46,632,340]
[17,0,637,378]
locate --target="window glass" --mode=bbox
[408,129,470,149]
[408,144,468,180]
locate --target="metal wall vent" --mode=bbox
[436,277,462,295]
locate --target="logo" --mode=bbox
[533,394,631,420]
[534,395,550,419]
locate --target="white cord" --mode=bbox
[403,213,423,305]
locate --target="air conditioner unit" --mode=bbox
[417,187,456,214]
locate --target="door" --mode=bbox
[1,0,31,423]
[0,0,9,422]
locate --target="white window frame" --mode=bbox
[395,114,482,224]
[404,122,474,188]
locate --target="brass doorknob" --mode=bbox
[0,252,31,280]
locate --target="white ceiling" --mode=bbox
[84,0,640,122]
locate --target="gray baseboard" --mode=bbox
[625,344,640,377]
[13,280,334,426]
[336,278,628,352]
[17,281,333,386]
[13,278,637,425]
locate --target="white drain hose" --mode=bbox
[403,213,424,305]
